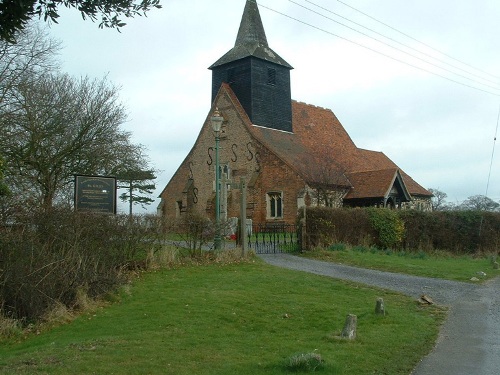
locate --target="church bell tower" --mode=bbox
[209,0,293,132]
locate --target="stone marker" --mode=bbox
[341,314,357,340]
[494,262,499,270]
[419,295,434,305]
[375,297,386,315]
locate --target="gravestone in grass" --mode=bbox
[341,314,357,340]
[375,297,386,316]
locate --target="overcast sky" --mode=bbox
[45,0,500,213]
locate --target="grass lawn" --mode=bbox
[0,260,445,374]
[301,245,499,282]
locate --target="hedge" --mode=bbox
[0,208,166,323]
[300,207,500,254]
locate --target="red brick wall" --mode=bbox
[159,89,306,225]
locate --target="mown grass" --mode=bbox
[302,244,499,282]
[0,260,445,375]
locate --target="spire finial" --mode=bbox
[235,0,268,48]
[209,0,292,69]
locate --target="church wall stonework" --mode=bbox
[402,196,433,211]
[159,90,307,225]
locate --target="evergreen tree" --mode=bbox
[117,169,156,215]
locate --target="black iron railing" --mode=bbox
[247,223,300,254]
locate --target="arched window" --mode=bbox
[267,192,283,218]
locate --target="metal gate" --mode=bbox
[247,223,300,254]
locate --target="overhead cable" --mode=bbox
[333,0,500,81]
[258,2,500,96]
[301,0,500,88]
[485,103,500,197]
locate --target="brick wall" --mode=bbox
[160,87,310,225]
[160,89,305,225]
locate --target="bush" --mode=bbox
[168,213,214,255]
[286,352,324,372]
[399,210,500,254]
[328,243,347,252]
[301,207,374,248]
[303,207,500,254]
[0,208,165,324]
[366,208,404,249]
[0,313,22,339]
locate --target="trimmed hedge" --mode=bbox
[301,207,374,248]
[301,207,500,254]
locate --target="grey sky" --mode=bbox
[46,0,500,213]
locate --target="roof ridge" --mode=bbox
[347,168,399,174]
[292,100,331,111]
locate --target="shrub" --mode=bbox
[286,352,324,372]
[301,207,374,249]
[303,207,500,254]
[366,208,404,249]
[0,313,22,339]
[328,243,347,252]
[353,245,370,253]
[169,213,214,255]
[400,210,500,254]
[0,208,165,324]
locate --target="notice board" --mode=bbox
[74,175,116,214]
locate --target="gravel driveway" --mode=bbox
[259,253,500,375]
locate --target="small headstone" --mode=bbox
[375,298,386,315]
[493,262,499,270]
[341,314,357,340]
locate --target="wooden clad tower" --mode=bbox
[209,0,294,132]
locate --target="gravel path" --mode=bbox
[259,253,500,375]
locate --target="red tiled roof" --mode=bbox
[220,83,432,198]
[345,169,399,199]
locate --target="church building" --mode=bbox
[158,0,432,225]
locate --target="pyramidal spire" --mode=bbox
[235,0,268,48]
[209,0,292,69]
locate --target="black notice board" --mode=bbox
[74,175,117,214]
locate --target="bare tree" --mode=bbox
[460,195,500,212]
[0,72,149,209]
[0,25,60,110]
[308,156,348,208]
[428,188,448,211]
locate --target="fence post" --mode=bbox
[300,205,307,252]
[239,177,248,256]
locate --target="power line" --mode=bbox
[485,103,500,197]
[301,0,500,88]
[258,3,500,96]
[288,0,500,92]
[333,0,500,81]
